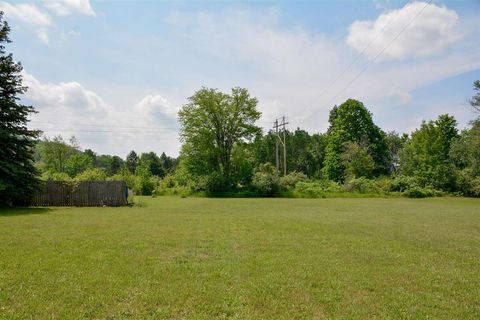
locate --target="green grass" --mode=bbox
[1,197,479,319]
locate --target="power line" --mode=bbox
[29,120,269,131]
[29,120,180,131]
[32,128,180,134]
[292,0,410,120]
[322,0,433,110]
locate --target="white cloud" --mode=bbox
[0,0,94,43]
[20,4,480,156]
[0,2,50,26]
[136,95,179,119]
[36,29,50,44]
[23,72,180,156]
[0,1,50,43]
[347,1,461,61]
[23,72,110,115]
[165,7,479,133]
[44,0,95,16]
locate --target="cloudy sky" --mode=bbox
[2,0,479,157]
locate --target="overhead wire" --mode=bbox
[319,0,434,113]
[291,0,410,120]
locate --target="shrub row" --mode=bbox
[151,168,448,198]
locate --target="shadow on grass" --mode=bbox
[0,207,53,217]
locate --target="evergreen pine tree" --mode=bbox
[0,13,40,206]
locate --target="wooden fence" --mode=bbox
[30,181,127,207]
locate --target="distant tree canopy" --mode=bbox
[178,87,261,188]
[470,80,480,113]
[322,99,390,182]
[341,141,375,180]
[450,118,480,196]
[400,114,458,190]
[15,71,480,198]
[0,13,40,205]
[250,129,327,178]
[126,150,138,174]
[385,131,409,174]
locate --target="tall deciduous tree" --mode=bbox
[178,87,261,185]
[0,14,40,205]
[322,99,390,181]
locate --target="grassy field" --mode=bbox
[0,197,479,319]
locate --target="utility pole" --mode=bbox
[274,119,279,173]
[273,116,289,176]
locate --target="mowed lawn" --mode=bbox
[1,197,479,319]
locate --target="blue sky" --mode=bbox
[2,0,479,156]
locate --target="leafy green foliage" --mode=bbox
[136,175,156,196]
[96,154,124,176]
[27,87,480,198]
[454,169,480,197]
[39,136,78,174]
[0,14,41,205]
[109,167,136,189]
[126,150,138,173]
[65,153,93,177]
[294,181,326,198]
[41,171,72,182]
[138,152,165,177]
[278,171,308,190]
[179,87,261,185]
[470,80,480,113]
[403,187,442,198]
[252,163,279,196]
[322,99,390,181]
[390,176,420,192]
[341,141,375,179]
[450,119,480,196]
[400,114,458,190]
[230,143,255,186]
[75,168,107,181]
[386,131,409,174]
[343,177,380,194]
[251,129,327,178]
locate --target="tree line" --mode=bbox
[28,91,479,199]
[171,88,479,198]
[1,9,479,205]
[32,135,177,196]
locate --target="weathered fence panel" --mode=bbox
[30,181,127,207]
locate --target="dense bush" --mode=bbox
[343,177,380,194]
[204,172,228,192]
[374,177,394,193]
[136,175,156,196]
[403,187,442,198]
[252,163,279,196]
[294,181,326,198]
[162,175,176,188]
[318,179,343,193]
[41,171,72,181]
[455,169,480,197]
[109,167,136,189]
[390,176,420,192]
[279,171,308,190]
[75,168,107,181]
